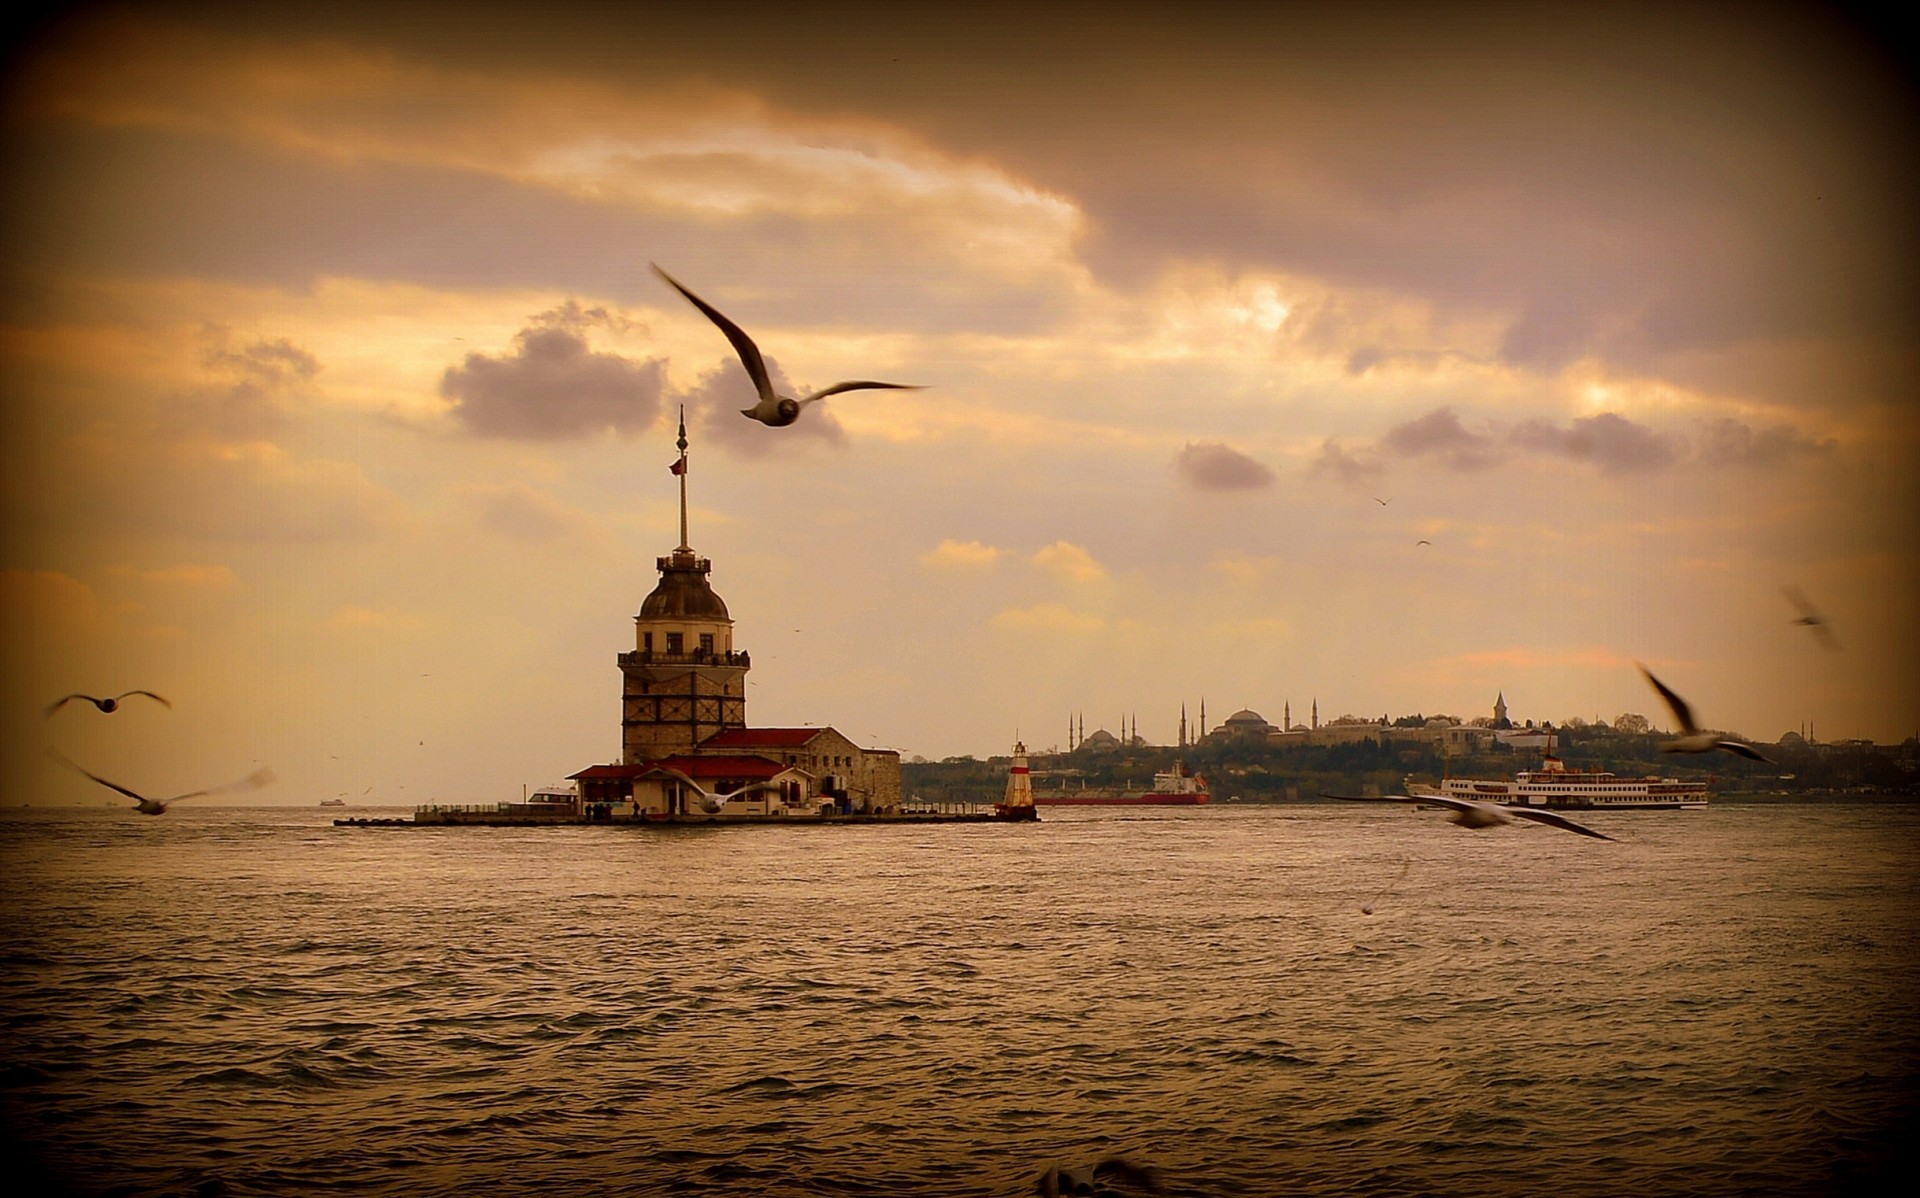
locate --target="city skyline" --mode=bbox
[4,2,1915,805]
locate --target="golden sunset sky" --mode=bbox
[5,1,1915,804]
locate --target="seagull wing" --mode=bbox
[1505,806,1614,840]
[45,747,148,803]
[162,767,276,805]
[1717,740,1772,763]
[796,381,926,407]
[118,690,172,708]
[1638,665,1698,735]
[1323,791,1481,817]
[651,265,777,404]
[43,694,94,718]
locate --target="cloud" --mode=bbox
[441,302,665,439]
[325,605,425,635]
[1307,436,1383,483]
[461,483,590,544]
[177,333,322,437]
[679,354,845,457]
[1173,441,1274,491]
[110,565,239,588]
[920,539,1001,570]
[1031,541,1106,584]
[1696,418,1838,467]
[990,602,1106,636]
[1509,412,1679,475]
[1380,407,1503,471]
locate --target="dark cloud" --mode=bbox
[1307,437,1382,483]
[1509,412,1678,475]
[1380,407,1503,471]
[1174,441,1274,492]
[1696,418,1839,468]
[441,303,665,439]
[678,355,846,458]
[182,333,321,437]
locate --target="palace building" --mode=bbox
[570,414,901,818]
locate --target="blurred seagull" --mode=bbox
[651,767,784,815]
[1325,791,1614,840]
[47,748,275,816]
[1035,1156,1164,1197]
[1783,586,1840,651]
[652,264,924,427]
[44,691,170,717]
[1415,539,1432,547]
[1373,496,1392,506]
[1638,665,1771,762]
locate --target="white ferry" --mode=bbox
[1434,752,1708,811]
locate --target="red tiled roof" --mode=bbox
[648,755,789,780]
[701,727,832,749]
[569,763,651,780]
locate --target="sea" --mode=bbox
[2,802,1915,1198]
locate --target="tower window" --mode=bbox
[666,632,684,654]
[642,632,653,652]
[699,633,714,655]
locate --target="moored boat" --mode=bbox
[1034,761,1210,806]
[1434,752,1707,810]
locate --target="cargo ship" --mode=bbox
[1033,761,1210,806]
[1434,752,1707,811]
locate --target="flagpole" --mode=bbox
[676,405,690,552]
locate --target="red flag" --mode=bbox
[669,456,686,475]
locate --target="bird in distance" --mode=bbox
[44,691,170,717]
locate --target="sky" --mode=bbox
[3,1,1916,806]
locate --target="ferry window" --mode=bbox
[666,632,684,654]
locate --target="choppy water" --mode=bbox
[2,802,1915,1197]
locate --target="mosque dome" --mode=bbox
[640,553,731,621]
[1224,709,1270,729]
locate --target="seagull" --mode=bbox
[652,264,924,427]
[1325,792,1614,840]
[650,767,786,815]
[47,748,275,816]
[44,691,170,717]
[1638,665,1771,762]
[1035,1156,1164,1197]
[1373,496,1392,506]
[1783,586,1840,652]
[1415,539,1432,546]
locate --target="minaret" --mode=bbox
[618,410,750,762]
[1285,700,1291,731]
[1199,698,1206,741]
[1180,703,1188,748]
[1312,698,1318,730]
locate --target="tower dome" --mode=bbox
[640,551,731,620]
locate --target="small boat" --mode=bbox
[319,798,347,807]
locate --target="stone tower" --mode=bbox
[618,413,749,763]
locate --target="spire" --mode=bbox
[1180,702,1188,748]
[674,405,691,551]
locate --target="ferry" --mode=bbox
[1034,761,1210,806]
[1433,752,1707,811]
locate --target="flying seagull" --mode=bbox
[1638,664,1771,762]
[1325,792,1614,840]
[47,748,275,816]
[1035,1156,1164,1197]
[651,264,924,427]
[1415,539,1432,547]
[650,767,786,815]
[1783,586,1840,652]
[45,691,170,718]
